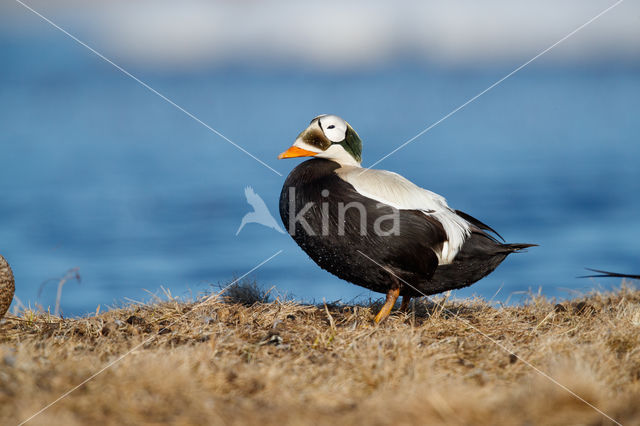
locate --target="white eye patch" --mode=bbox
[318,115,348,143]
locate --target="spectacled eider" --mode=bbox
[278,115,535,323]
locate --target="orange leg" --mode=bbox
[374,287,400,324]
[400,296,411,312]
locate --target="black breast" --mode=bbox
[279,159,446,296]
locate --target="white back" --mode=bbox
[336,166,471,264]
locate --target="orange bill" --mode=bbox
[278,146,318,159]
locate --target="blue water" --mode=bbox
[1,35,639,316]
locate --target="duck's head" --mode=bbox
[278,115,362,167]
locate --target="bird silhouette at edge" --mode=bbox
[236,186,285,235]
[0,254,15,319]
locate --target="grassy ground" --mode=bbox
[1,283,639,425]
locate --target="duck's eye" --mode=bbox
[327,125,335,129]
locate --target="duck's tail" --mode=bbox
[502,243,538,253]
[580,268,640,279]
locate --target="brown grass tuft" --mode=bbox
[1,285,639,425]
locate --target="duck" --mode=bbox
[0,254,15,319]
[278,115,535,323]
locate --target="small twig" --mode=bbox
[11,295,27,315]
[323,300,336,332]
[38,268,81,317]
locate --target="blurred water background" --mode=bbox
[1,0,639,316]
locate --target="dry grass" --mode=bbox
[1,284,640,425]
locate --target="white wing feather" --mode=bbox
[336,167,471,264]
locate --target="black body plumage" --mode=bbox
[279,159,534,297]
